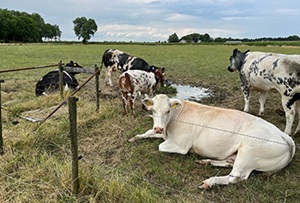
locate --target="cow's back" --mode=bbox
[166,100,295,170]
[243,52,300,92]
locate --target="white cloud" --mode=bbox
[274,8,300,15]
[165,13,198,21]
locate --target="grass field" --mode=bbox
[0,43,300,202]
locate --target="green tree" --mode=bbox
[168,33,179,43]
[73,17,97,43]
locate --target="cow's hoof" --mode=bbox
[128,137,137,142]
[199,181,212,190]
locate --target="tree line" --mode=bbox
[168,32,300,43]
[0,9,98,43]
[0,9,61,42]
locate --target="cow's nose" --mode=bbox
[154,127,164,134]
[227,66,234,72]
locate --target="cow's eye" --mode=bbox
[166,110,170,114]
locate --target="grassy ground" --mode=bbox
[0,43,300,202]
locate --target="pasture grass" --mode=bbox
[0,43,300,202]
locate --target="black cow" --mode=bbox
[35,61,82,96]
[101,49,157,86]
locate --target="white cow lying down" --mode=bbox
[129,94,295,189]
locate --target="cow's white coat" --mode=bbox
[129,94,295,189]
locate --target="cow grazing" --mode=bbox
[119,68,165,116]
[228,48,300,135]
[101,49,157,86]
[35,61,83,96]
[129,94,295,189]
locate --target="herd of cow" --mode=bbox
[35,48,300,189]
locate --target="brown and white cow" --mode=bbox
[129,94,295,189]
[119,68,165,116]
[228,48,300,135]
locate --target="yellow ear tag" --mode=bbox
[145,100,152,106]
[172,103,178,109]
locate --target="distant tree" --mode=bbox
[214,37,226,42]
[168,33,179,43]
[73,17,98,43]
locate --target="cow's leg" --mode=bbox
[282,97,296,135]
[128,129,165,142]
[105,67,113,86]
[242,87,250,112]
[240,74,250,112]
[196,154,236,167]
[129,95,136,117]
[120,92,128,115]
[258,91,268,116]
[199,148,253,189]
[294,102,300,135]
[158,139,189,155]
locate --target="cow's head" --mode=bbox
[228,49,250,72]
[143,94,182,135]
[153,67,166,88]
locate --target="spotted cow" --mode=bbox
[35,61,82,96]
[119,68,165,116]
[101,49,157,86]
[228,48,300,135]
[129,94,295,189]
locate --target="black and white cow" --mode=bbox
[228,48,300,135]
[101,49,157,86]
[35,61,83,96]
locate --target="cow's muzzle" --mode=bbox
[154,127,164,134]
[227,66,234,72]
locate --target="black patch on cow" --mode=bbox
[287,93,300,109]
[35,70,79,96]
[272,59,279,70]
[240,72,250,100]
[118,53,131,68]
[102,50,115,67]
[129,58,151,72]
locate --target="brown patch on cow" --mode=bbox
[119,73,135,116]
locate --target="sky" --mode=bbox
[1,0,300,42]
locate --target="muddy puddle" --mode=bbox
[171,84,212,102]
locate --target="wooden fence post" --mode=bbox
[68,96,79,194]
[0,79,4,155]
[95,64,100,111]
[58,60,64,98]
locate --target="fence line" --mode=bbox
[0,64,58,73]
[37,67,101,128]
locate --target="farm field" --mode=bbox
[0,43,300,202]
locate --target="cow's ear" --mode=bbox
[170,99,182,109]
[233,48,238,57]
[142,98,154,110]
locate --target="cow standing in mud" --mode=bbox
[101,49,157,86]
[228,48,300,135]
